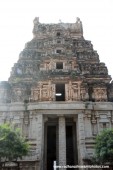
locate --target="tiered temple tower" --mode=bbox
[0,17,113,170]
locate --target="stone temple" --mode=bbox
[0,17,113,170]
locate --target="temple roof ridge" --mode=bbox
[33,17,83,36]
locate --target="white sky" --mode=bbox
[0,0,113,81]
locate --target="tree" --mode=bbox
[0,124,29,168]
[94,128,113,166]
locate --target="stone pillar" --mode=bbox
[78,113,87,166]
[52,84,55,101]
[84,111,92,137]
[36,114,44,170]
[58,116,66,169]
[65,84,69,101]
[23,111,29,138]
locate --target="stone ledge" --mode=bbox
[0,102,113,111]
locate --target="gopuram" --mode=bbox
[0,17,113,170]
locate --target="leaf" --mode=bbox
[94,128,113,164]
[0,123,29,161]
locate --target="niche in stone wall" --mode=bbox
[99,114,110,131]
[95,111,111,133]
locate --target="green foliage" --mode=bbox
[0,124,29,161]
[94,129,113,164]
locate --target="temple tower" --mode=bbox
[0,17,113,170]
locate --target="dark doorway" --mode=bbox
[66,124,78,169]
[55,84,65,101]
[47,126,56,170]
[66,126,74,167]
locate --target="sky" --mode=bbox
[0,0,113,81]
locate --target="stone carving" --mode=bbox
[33,17,39,25]
[80,88,89,101]
[33,17,40,34]
[95,112,111,132]
[92,88,107,101]
[31,81,53,101]
[11,88,23,102]
[66,81,81,101]
[31,90,39,101]
[70,17,83,34]
[92,65,108,75]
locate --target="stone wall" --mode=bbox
[0,102,113,168]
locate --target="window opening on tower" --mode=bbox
[56,49,61,54]
[56,62,63,69]
[57,40,61,43]
[55,84,65,101]
[56,32,60,36]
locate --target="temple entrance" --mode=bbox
[44,119,78,170]
[55,84,65,101]
[47,126,56,170]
